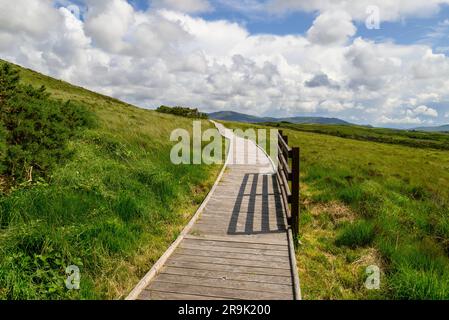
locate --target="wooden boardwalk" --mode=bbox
[128,123,300,300]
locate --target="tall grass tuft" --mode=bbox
[336,220,376,248]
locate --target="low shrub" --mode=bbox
[0,62,95,183]
[156,105,208,119]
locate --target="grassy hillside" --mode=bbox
[0,60,222,299]
[414,125,449,133]
[223,120,449,300]
[263,122,449,150]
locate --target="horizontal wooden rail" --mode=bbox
[277,130,300,242]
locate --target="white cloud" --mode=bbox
[307,11,356,46]
[84,0,135,53]
[0,0,449,127]
[0,0,61,38]
[151,0,212,13]
[408,105,438,117]
[319,100,350,112]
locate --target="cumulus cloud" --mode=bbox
[305,73,339,89]
[0,0,62,38]
[307,11,356,45]
[407,105,439,117]
[84,0,135,53]
[0,0,449,127]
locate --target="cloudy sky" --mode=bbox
[1,0,449,128]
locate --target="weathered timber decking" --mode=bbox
[130,122,300,300]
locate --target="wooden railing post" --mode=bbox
[291,147,300,241]
[276,131,301,245]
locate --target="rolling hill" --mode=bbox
[209,110,351,125]
[261,122,449,150]
[413,124,449,132]
[0,59,221,299]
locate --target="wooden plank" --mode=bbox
[194,221,286,231]
[138,290,233,300]
[205,198,284,207]
[203,203,284,212]
[184,236,289,249]
[198,215,285,223]
[176,248,290,263]
[165,260,292,277]
[194,222,283,230]
[162,266,293,285]
[198,212,286,221]
[214,184,278,191]
[192,228,286,238]
[184,234,288,250]
[146,281,293,300]
[191,229,288,240]
[197,216,286,226]
[200,209,283,216]
[211,194,278,200]
[192,232,286,240]
[180,243,289,257]
[155,274,293,294]
[200,209,285,216]
[171,254,291,270]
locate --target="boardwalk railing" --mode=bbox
[276,130,300,241]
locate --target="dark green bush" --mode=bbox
[0,62,95,182]
[156,105,208,119]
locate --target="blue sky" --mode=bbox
[124,1,449,51]
[2,0,449,128]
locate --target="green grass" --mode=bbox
[222,120,449,300]
[336,221,376,249]
[0,60,222,299]
[264,122,449,150]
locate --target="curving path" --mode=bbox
[127,122,300,300]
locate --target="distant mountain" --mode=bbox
[209,111,351,125]
[208,111,276,123]
[413,124,449,132]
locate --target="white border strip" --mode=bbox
[126,121,231,300]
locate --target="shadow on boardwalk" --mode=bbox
[227,173,286,235]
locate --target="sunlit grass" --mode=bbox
[0,60,222,299]
[223,120,449,300]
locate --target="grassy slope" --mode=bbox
[222,120,449,300]
[0,61,221,299]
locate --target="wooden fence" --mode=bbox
[276,130,300,241]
